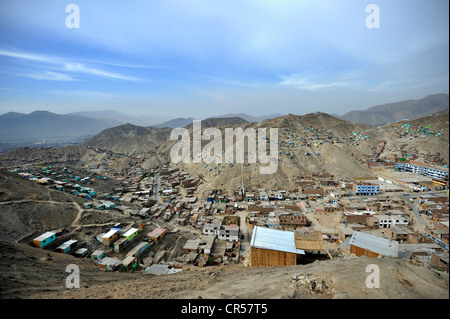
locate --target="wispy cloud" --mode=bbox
[0,48,141,82]
[0,49,52,63]
[25,71,76,81]
[279,75,350,91]
[63,62,140,82]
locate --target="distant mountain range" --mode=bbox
[152,117,196,129]
[209,113,283,123]
[67,110,163,127]
[337,93,449,125]
[1,93,447,142]
[0,111,117,141]
[151,113,283,128]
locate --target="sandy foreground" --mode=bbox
[1,239,447,300]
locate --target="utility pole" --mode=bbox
[241,163,245,199]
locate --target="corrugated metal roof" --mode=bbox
[122,227,139,237]
[349,231,398,257]
[147,227,166,237]
[34,231,56,241]
[56,239,77,250]
[102,229,118,238]
[92,249,104,256]
[99,257,121,267]
[145,264,183,276]
[183,239,200,250]
[250,226,305,255]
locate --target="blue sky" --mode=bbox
[0,0,448,122]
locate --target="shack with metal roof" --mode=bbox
[349,231,398,258]
[250,226,305,267]
[101,229,119,246]
[126,241,150,258]
[33,231,56,248]
[56,239,78,254]
[144,227,166,242]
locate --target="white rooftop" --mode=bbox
[102,229,118,238]
[349,231,398,257]
[34,231,56,241]
[123,228,139,237]
[250,226,305,255]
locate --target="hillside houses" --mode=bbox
[7,146,449,275]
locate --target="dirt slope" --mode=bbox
[5,246,445,300]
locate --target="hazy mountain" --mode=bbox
[152,113,281,128]
[83,117,249,155]
[211,113,283,122]
[338,93,449,125]
[0,110,119,141]
[66,110,162,127]
[152,117,196,129]
[184,116,249,129]
[0,112,26,120]
[82,123,172,155]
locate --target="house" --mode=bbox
[56,239,78,254]
[122,256,137,271]
[337,225,354,242]
[343,211,376,225]
[183,239,200,253]
[33,231,56,248]
[145,227,166,242]
[385,227,409,242]
[353,183,380,196]
[102,201,116,210]
[113,237,129,253]
[83,202,93,209]
[260,191,269,201]
[202,237,215,255]
[375,215,409,228]
[203,223,220,236]
[101,229,119,246]
[274,191,284,200]
[91,249,105,261]
[250,226,305,267]
[122,228,139,241]
[349,231,398,258]
[138,207,151,219]
[126,241,150,258]
[430,251,449,272]
[74,248,88,258]
[98,257,122,271]
[278,214,309,229]
[217,225,240,242]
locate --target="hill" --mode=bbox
[211,112,283,122]
[338,93,449,125]
[82,117,249,156]
[152,117,196,129]
[0,110,120,141]
[82,123,173,156]
[152,113,281,129]
[1,111,448,187]
[140,112,383,191]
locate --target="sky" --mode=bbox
[0,0,448,122]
